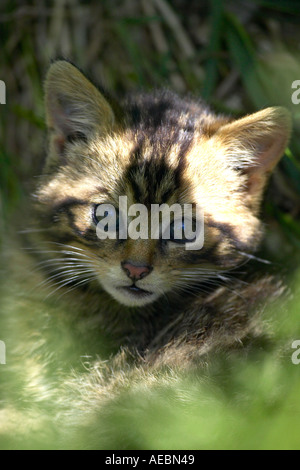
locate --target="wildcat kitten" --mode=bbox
[0,60,291,448]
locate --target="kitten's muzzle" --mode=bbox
[119,285,152,298]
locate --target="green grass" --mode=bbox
[0,0,300,450]
[67,271,300,450]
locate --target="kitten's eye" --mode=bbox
[169,221,188,244]
[93,205,119,233]
[67,132,87,144]
[168,220,197,244]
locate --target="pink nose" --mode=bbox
[121,261,152,281]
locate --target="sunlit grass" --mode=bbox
[0,0,300,450]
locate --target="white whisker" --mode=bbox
[38,268,95,291]
[44,272,94,299]
[55,275,98,300]
[18,228,52,234]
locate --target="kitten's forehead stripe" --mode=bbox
[126,160,173,206]
[124,93,197,206]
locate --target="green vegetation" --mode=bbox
[0,0,300,450]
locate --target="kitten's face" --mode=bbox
[35,61,291,307]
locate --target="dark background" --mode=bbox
[1,0,300,450]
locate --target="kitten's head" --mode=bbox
[35,60,291,307]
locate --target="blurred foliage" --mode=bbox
[0,0,300,450]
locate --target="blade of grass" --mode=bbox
[281,153,300,194]
[253,0,300,15]
[225,11,267,108]
[11,104,45,130]
[201,0,224,101]
[113,20,147,86]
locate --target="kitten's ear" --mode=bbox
[45,60,115,156]
[215,107,292,209]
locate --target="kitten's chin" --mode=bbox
[101,282,161,307]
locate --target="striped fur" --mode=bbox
[0,60,292,449]
[35,60,291,309]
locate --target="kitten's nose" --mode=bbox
[121,261,152,281]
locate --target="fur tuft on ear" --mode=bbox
[45,60,115,160]
[214,106,292,210]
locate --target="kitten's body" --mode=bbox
[0,61,292,448]
[0,236,285,448]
